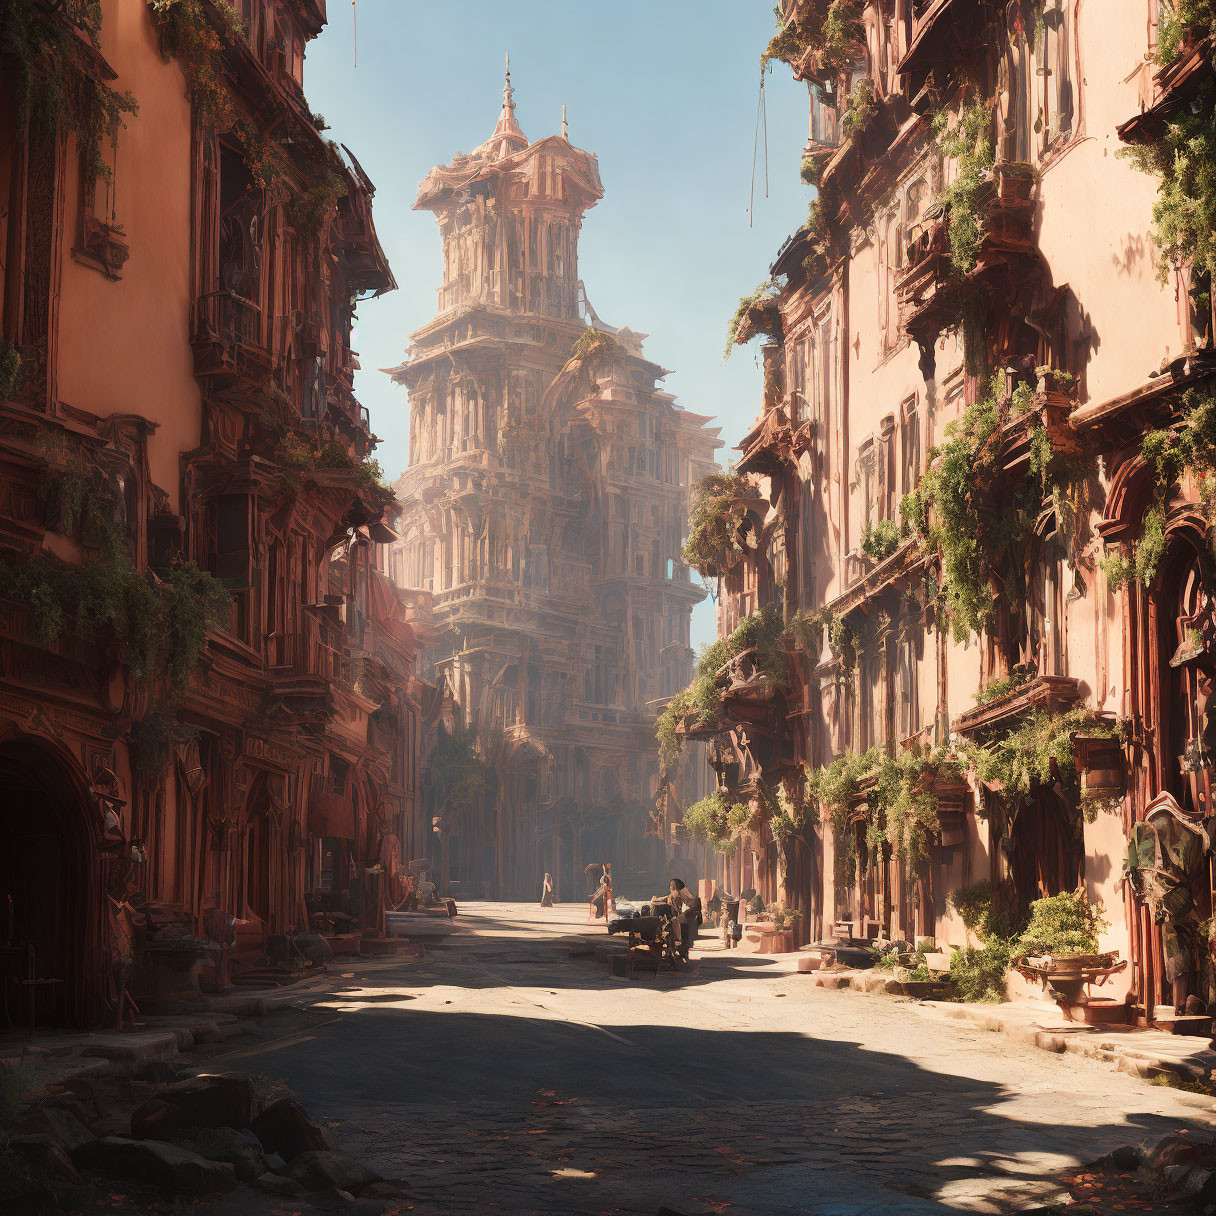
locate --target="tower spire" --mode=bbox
[485,51,527,157]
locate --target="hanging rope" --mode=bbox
[748,61,770,228]
[352,0,357,68]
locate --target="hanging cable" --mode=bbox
[748,62,771,228]
[352,0,357,68]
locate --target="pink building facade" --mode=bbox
[676,0,1216,1021]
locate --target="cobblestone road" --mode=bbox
[224,902,1216,1215]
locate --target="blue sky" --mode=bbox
[304,1,811,645]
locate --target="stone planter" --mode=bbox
[1017,951,1124,1006]
[739,923,795,955]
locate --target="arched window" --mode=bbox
[1041,0,1074,146]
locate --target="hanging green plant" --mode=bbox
[0,530,229,694]
[129,713,198,776]
[682,789,745,853]
[287,169,348,242]
[428,729,492,806]
[933,101,996,277]
[681,470,757,576]
[654,604,788,775]
[277,435,390,504]
[905,373,1066,641]
[761,0,864,82]
[1123,76,1216,288]
[806,745,956,878]
[952,706,1118,805]
[1155,0,1216,65]
[148,0,300,192]
[1102,389,1216,589]
[724,281,779,359]
[1,1,139,185]
[839,77,877,141]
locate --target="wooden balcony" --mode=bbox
[899,0,999,97]
[1119,32,1212,146]
[952,673,1083,737]
[897,165,1038,349]
[192,290,271,381]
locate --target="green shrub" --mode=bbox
[949,938,1016,1003]
[1017,890,1108,957]
[860,517,901,562]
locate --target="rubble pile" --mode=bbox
[1,1064,406,1214]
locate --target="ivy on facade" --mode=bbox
[148,0,335,203]
[806,743,961,876]
[0,526,230,696]
[0,341,22,402]
[656,603,789,777]
[1123,1,1216,325]
[806,707,1119,877]
[2,0,138,185]
[1102,389,1216,589]
[901,373,1064,642]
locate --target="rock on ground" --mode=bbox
[71,1135,239,1193]
[251,1095,331,1160]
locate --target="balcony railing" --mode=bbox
[896,164,1037,347]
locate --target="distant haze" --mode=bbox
[304,0,811,646]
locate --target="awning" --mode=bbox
[308,792,356,840]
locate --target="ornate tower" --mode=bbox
[388,68,721,900]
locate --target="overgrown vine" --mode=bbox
[903,372,1065,642]
[656,603,789,781]
[681,470,758,576]
[277,435,391,506]
[1101,389,1216,589]
[761,0,864,83]
[1,1,139,184]
[724,281,779,360]
[0,525,230,695]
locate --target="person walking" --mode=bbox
[540,872,554,907]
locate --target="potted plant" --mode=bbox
[1014,890,1120,1004]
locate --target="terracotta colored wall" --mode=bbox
[54,0,200,512]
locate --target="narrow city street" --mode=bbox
[202,903,1216,1216]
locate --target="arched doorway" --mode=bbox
[1003,786,1083,921]
[0,739,99,1026]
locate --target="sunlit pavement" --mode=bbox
[218,901,1216,1215]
